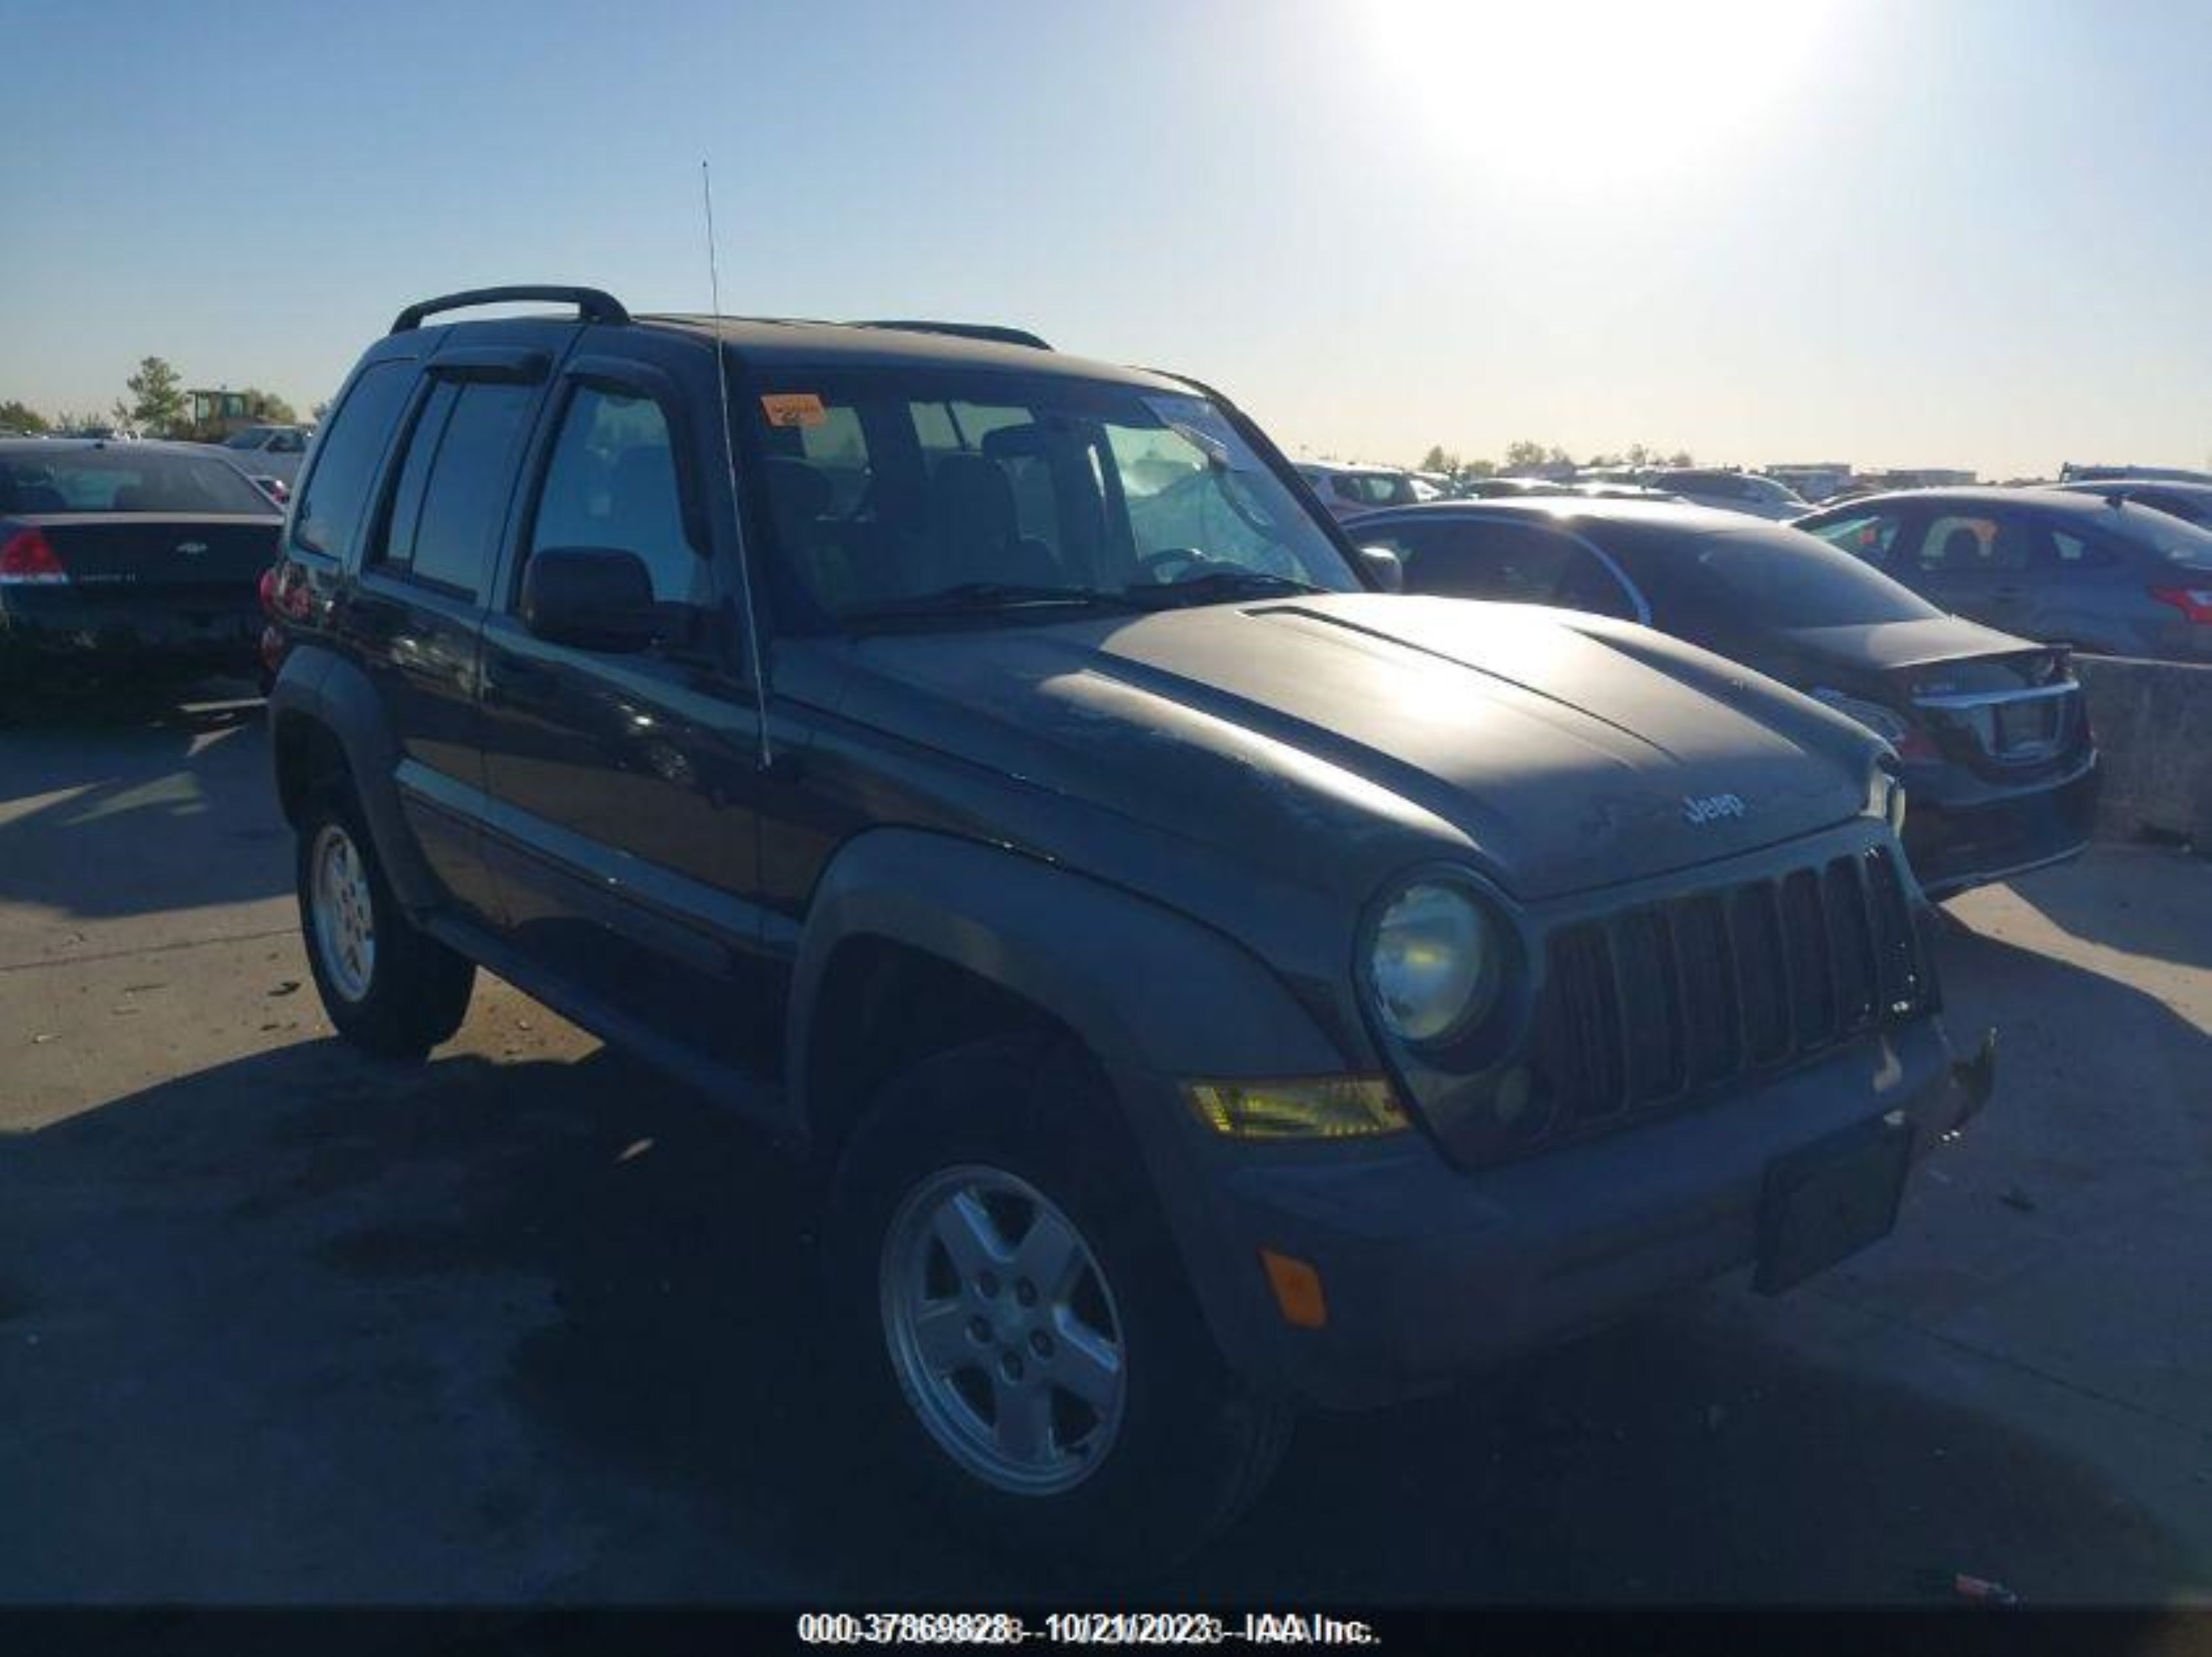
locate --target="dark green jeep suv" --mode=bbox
[265,287,1993,1567]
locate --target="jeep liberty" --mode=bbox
[265,287,1993,1567]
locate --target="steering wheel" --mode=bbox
[1137,546,1217,583]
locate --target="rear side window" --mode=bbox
[2050,529,2120,569]
[1408,520,1579,601]
[1554,549,1637,618]
[1355,520,1457,571]
[1391,520,1639,618]
[1804,511,1904,563]
[527,386,702,605]
[293,362,415,556]
[374,380,537,598]
[1914,513,2031,572]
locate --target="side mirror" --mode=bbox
[1356,544,1406,592]
[520,546,660,652]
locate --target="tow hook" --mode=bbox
[1948,1026,1998,1130]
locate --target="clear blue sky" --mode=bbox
[8,0,2208,478]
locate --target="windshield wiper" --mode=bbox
[838,581,1139,628]
[1122,569,1327,610]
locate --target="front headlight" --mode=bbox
[1367,880,1500,1046]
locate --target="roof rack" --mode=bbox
[390,285,630,335]
[850,319,1052,351]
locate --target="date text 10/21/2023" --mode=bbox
[794,1611,1383,1646]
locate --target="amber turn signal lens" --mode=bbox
[1184,1076,1409,1141]
[1260,1249,1329,1329]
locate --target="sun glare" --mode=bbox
[1366,0,1840,190]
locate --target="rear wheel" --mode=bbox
[296,795,474,1059]
[830,1038,1293,1578]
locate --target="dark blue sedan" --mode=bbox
[1352,497,2099,898]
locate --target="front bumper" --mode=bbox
[1124,1015,1986,1412]
[1904,753,2100,898]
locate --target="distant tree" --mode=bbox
[50,408,109,433]
[1418,444,1460,476]
[241,387,298,424]
[126,356,188,435]
[1665,448,1695,467]
[310,399,332,423]
[1626,443,1651,466]
[1459,457,1498,478]
[1501,438,1552,473]
[109,397,136,432]
[0,399,48,433]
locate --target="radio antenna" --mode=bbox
[702,158,774,769]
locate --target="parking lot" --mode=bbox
[2,686,2207,1606]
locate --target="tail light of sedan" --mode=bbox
[0,527,69,586]
[2149,584,2212,624]
[1811,686,1940,762]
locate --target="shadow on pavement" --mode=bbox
[0,930,2202,1603]
[0,679,290,928]
[1991,849,2212,974]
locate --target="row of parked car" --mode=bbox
[1297,459,1819,522]
[0,288,2141,1566]
[1309,453,2212,658]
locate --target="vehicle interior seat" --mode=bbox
[927,454,1060,590]
[763,455,861,610]
[1942,526,1985,568]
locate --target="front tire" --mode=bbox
[295,796,474,1060]
[829,1038,1293,1578]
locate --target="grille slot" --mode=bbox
[1527,844,1928,1152]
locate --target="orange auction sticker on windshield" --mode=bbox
[760,393,829,428]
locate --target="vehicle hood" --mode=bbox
[1777,613,2043,674]
[830,594,1880,902]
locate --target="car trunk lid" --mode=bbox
[1783,617,2086,778]
[10,513,279,595]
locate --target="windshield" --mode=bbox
[1612,520,1941,627]
[746,368,1359,627]
[219,429,268,450]
[0,446,275,515]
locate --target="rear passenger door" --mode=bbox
[338,346,554,924]
[2028,519,2133,652]
[474,349,775,1071]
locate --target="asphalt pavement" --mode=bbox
[2,688,2207,1604]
